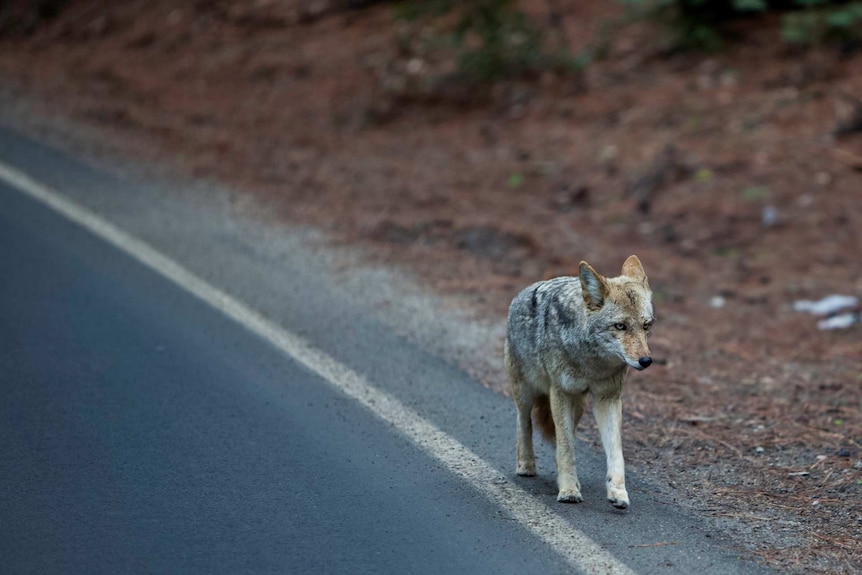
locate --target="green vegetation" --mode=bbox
[619,0,862,50]
[783,1,862,45]
[394,0,580,85]
[740,185,770,200]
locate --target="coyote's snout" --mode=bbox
[504,255,654,509]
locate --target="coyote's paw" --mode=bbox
[557,488,584,503]
[607,485,629,509]
[557,475,582,503]
[516,460,536,476]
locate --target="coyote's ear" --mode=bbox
[621,255,648,284]
[579,261,610,310]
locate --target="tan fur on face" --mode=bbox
[607,279,653,363]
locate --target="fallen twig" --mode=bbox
[713,512,776,522]
[810,532,859,551]
[629,541,679,548]
[832,147,862,170]
[817,469,835,490]
[676,426,744,457]
[808,455,828,470]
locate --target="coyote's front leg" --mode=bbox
[550,385,585,503]
[593,396,629,509]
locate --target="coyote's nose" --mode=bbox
[638,356,653,369]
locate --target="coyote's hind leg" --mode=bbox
[514,393,537,476]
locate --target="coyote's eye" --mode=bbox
[613,323,627,331]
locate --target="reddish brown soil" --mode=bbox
[0,2,859,572]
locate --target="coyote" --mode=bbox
[504,255,654,509]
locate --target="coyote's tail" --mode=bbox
[532,395,555,443]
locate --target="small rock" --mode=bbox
[406,58,426,76]
[709,296,726,309]
[754,446,765,454]
[599,145,618,176]
[836,448,851,458]
[853,460,862,470]
[762,205,778,227]
[797,193,815,207]
[167,10,183,26]
[599,144,618,163]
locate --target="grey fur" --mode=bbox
[505,256,654,508]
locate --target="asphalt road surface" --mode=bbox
[0,127,774,574]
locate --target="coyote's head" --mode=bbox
[579,255,654,371]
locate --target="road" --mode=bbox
[0,127,773,574]
[0,171,582,573]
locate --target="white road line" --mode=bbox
[0,161,637,575]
